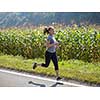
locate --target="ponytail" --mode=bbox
[43,27,49,34]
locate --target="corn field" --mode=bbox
[0,25,100,62]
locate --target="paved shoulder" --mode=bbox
[0,69,87,87]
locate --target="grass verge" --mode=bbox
[0,54,100,85]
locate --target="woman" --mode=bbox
[32,26,61,80]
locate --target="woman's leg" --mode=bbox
[33,51,51,69]
[41,51,51,67]
[51,52,61,80]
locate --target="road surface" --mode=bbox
[0,69,87,87]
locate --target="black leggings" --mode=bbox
[41,51,59,70]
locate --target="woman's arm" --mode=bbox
[46,41,59,48]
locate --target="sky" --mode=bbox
[0,0,99,12]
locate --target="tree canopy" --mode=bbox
[0,12,100,28]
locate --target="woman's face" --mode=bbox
[49,28,55,35]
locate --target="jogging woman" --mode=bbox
[32,26,61,80]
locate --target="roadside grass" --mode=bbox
[0,54,100,85]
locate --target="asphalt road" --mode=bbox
[0,69,87,87]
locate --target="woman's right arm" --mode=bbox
[46,41,59,48]
[46,40,55,48]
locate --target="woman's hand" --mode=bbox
[54,42,59,48]
[54,42,59,45]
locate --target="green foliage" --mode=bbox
[56,26,100,62]
[0,26,100,62]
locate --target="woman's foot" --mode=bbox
[32,62,37,69]
[56,77,62,81]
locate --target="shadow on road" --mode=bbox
[28,81,46,87]
[28,81,64,87]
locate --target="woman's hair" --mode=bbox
[43,26,54,34]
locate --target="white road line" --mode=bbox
[0,69,88,87]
